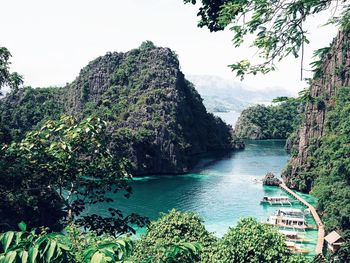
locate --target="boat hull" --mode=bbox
[260,201,292,206]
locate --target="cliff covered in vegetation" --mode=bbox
[282,31,350,190]
[234,99,301,140]
[0,87,65,140]
[282,31,350,233]
[0,42,243,175]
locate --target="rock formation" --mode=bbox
[282,31,350,191]
[0,43,244,175]
[262,172,281,186]
[235,101,301,140]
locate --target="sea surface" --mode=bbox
[88,140,318,256]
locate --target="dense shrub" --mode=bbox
[235,98,302,140]
[0,223,133,263]
[204,218,308,263]
[0,86,64,141]
[131,209,216,262]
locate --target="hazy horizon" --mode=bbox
[2,0,338,93]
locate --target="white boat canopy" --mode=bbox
[279,208,302,213]
[279,230,299,236]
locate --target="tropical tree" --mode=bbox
[0,122,11,145]
[203,218,309,262]
[329,241,350,262]
[0,46,23,145]
[184,0,350,79]
[139,40,156,50]
[0,47,23,93]
[0,115,148,234]
[131,209,216,262]
[0,220,207,263]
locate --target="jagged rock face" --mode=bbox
[1,45,244,175]
[68,47,244,174]
[282,31,350,191]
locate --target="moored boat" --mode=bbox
[275,208,305,218]
[279,230,310,243]
[285,241,310,254]
[261,196,292,205]
[266,215,308,230]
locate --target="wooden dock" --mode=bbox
[280,183,324,255]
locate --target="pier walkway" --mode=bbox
[279,183,324,255]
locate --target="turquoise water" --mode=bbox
[88,140,318,256]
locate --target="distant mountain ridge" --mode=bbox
[188,75,294,113]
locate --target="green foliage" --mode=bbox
[298,88,313,103]
[306,87,350,232]
[184,0,348,78]
[204,218,309,263]
[328,240,350,263]
[329,4,350,32]
[132,211,309,262]
[82,82,90,101]
[0,223,72,263]
[139,41,156,50]
[0,122,11,145]
[0,115,148,234]
[0,46,23,145]
[287,86,350,262]
[0,47,23,93]
[131,209,216,262]
[0,86,65,141]
[66,224,134,263]
[1,42,238,177]
[311,46,332,79]
[0,211,313,263]
[0,223,203,263]
[139,241,203,263]
[272,96,290,103]
[0,223,133,263]
[235,98,302,139]
[73,45,238,173]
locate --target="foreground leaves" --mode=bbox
[0,225,71,263]
[0,223,133,263]
[184,0,349,79]
[0,115,148,235]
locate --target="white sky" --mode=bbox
[1,0,339,94]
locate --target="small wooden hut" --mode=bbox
[324,231,345,252]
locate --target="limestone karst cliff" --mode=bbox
[282,31,350,192]
[0,42,244,175]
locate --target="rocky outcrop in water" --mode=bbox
[0,42,244,175]
[262,172,281,186]
[262,172,282,186]
[282,31,350,191]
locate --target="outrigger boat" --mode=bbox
[266,215,308,230]
[275,208,306,218]
[279,230,311,243]
[285,241,310,254]
[261,196,292,205]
